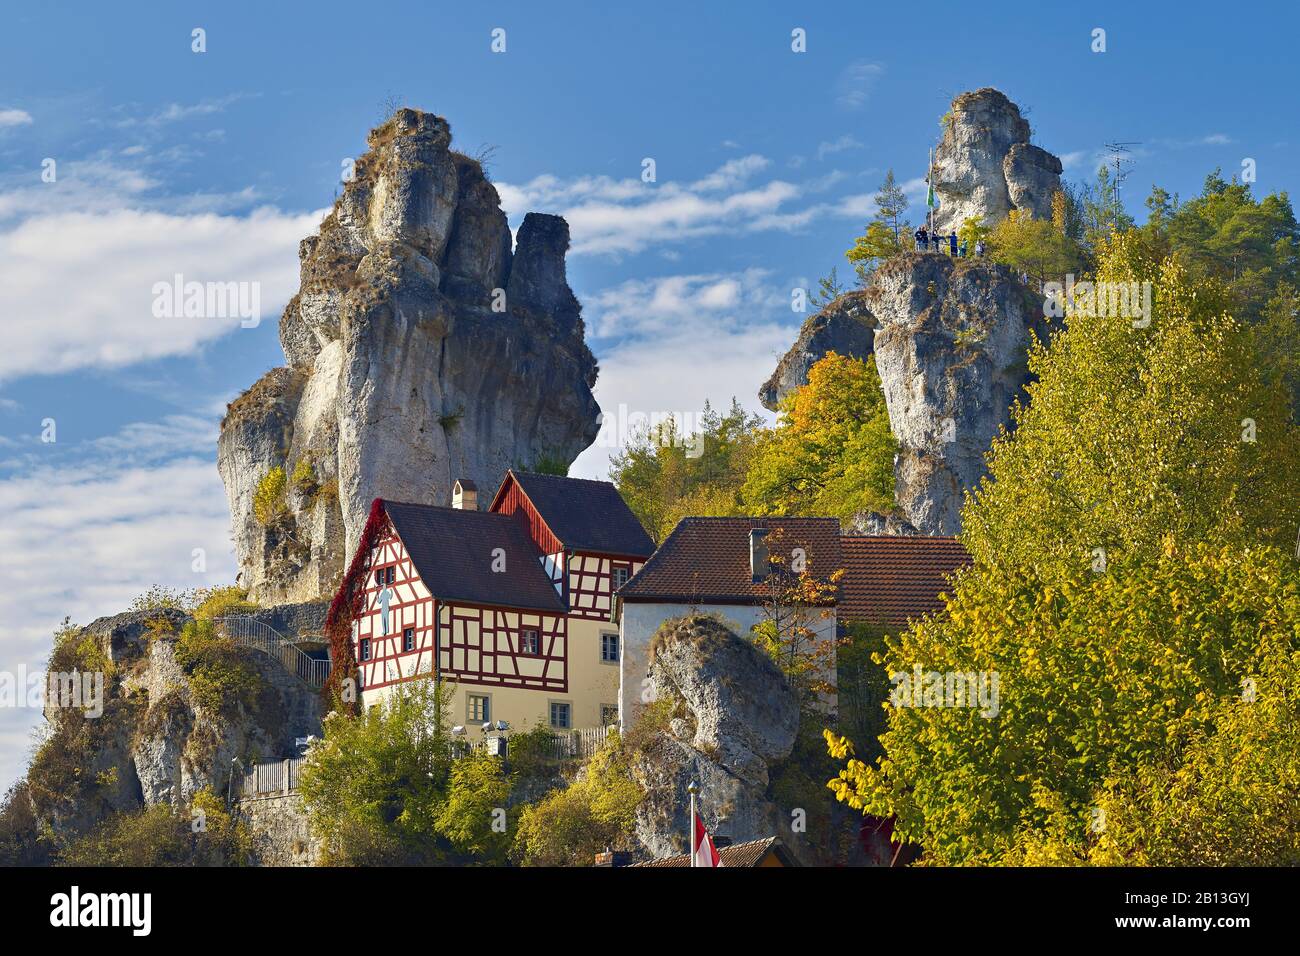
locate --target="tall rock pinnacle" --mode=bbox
[219,108,601,603]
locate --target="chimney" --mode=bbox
[452,479,478,511]
[749,528,770,583]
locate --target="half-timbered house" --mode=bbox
[333,471,655,736]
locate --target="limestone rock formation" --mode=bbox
[631,616,801,859]
[220,108,601,603]
[865,254,1046,534]
[760,291,876,411]
[28,608,322,844]
[930,88,1063,236]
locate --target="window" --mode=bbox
[601,704,619,726]
[468,694,490,723]
[520,629,541,655]
[374,569,384,586]
[549,701,571,729]
[612,566,630,590]
[601,632,620,663]
[359,637,371,661]
[386,566,396,585]
[403,627,415,652]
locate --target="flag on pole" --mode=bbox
[691,812,722,868]
[926,147,940,209]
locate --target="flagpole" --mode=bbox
[688,780,698,868]
[928,147,934,236]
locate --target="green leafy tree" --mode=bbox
[874,168,910,243]
[299,677,455,864]
[826,236,1300,864]
[435,751,513,863]
[810,267,846,309]
[610,399,765,542]
[742,352,896,523]
[512,731,642,866]
[1164,169,1299,323]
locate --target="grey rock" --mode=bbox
[865,254,1046,534]
[760,291,876,411]
[930,88,1062,235]
[220,108,601,603]
[631,616,799,858]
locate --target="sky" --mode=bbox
[2,0,1297,791]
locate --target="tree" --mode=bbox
[1164,169,1300,323]
[845,170,911,274]
[512,732,642,866]
[750,547,844,705]
[610,399,765,542]
[435,751,513,863]
[825,237,1300,864]
[742,352,896,523]
[810,267,846,309]
[845,220,904,275]
[986,206,1081,290]
[1079,164,1136,249]
[299,677,456,864]
[875,169,910,243]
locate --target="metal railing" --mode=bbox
[233,757,305,798]
[213,615,330,690]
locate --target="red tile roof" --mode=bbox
[630,837,798,867]
[838,535,970,626]
[617,517,843,604]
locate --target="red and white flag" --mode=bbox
[691,812,721,868]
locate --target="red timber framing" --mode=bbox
[352,531,436,692]
[349,524,570,694]
[567,552,642,621]
[437,603,567,691]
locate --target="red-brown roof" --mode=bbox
[630,837,798,867]
[838,535,970,626]
[618,517,842,604]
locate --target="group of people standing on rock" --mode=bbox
[914,225,984,258]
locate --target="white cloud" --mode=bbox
[0,109,34,129]
[499,157,838,256]
[0,205,321,382]
[0,433,237,793]
[816,135,864,162]
[583,268,779,339]
[570,269,802,478]
[836,61,885,111]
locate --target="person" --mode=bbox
[975,239,986,257]
[959,240,968,258]
[931,231,942,253]
[915,225,928,252]
[948,231,958,257]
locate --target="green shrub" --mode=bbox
[174,619,258,715]
[192,586,256,622]
[291,457,317,495]
[56,790,252,867]
[253,466,288,526]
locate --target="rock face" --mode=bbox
[28,609,322,845]
[865,255,1045,534]
[220,108,601,603]
[930,88,1063,236]
[760,291,876,411]
[631,616,800,859]
[762,89,1059,534]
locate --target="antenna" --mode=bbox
[1103,142,1142,207]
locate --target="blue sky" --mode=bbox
[2,0,1296,790]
